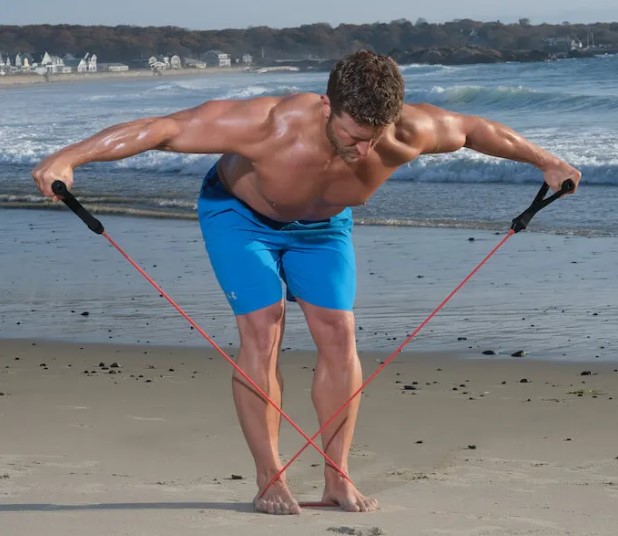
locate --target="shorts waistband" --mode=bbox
[203,166,331,230]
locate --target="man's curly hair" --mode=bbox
[326,50,404,127]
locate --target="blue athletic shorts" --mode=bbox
[197,163,356,316]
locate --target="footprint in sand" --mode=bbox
[327,527,385,536]
[349,444,374,458]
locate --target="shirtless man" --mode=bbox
[32,50,581,515]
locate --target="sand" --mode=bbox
[0,67,252,87]
[3,208,618,360]
[2,205,618,533]
[1,339,617,535]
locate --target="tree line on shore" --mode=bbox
[1,19,617,67]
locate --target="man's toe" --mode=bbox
[341,500,361,513]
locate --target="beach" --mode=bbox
[2,208,618,534]
[2,54,618,534]
[1,339,617,535]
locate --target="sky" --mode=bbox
[3,0,616,29]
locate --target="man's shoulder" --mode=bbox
[264,93,320,129]
[191,94,311,130]
[401,102,449,120]
[225,92,317,121]
[239,92,316,108]
[390,103,453,156]
[271,92,319,111]
[396,103,471,156]
[398,103,457,135]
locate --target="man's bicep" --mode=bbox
[161,99,271,154]
[427,112,471,154]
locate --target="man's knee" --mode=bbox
[236,301,285,354]
[306,309,356,355]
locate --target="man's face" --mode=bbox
[325,112,385,163]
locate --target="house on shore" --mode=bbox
[147,55,181,71]
[201,50,232,67]
[184,57,207,69]
[39,52,73,74]
[98,62,130,72]
[62,53,98,73]
[0,51,107,75]
[170,55,182,69]
[0,47,251,76]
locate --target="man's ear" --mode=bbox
[320,95,331,119]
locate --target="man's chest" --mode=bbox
[254,155,395,209]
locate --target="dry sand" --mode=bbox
[1,338,617,535]
[0,67,252,87]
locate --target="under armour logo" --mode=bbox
[227,291,238,301]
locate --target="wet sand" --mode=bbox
[2,208,617,360]
[1,339,617,535]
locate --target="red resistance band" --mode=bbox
[51,178,574,505]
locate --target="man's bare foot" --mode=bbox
[253,478,302,515]
[322,477,378,513]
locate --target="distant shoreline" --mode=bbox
[0,66,253,87]
[2,50,614,89]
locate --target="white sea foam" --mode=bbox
[220,84,300,99]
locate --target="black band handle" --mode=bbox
[511,179,575,233]
[51,180,105,235]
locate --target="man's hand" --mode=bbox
[542,160,581,194]
[32,158,75,201]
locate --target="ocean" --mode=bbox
[1,55,617,235]
[1,56,617,359]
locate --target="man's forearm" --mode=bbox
[45,117,174,168]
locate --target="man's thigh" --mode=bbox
[199,209,284,315]
[281,226,356,311]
